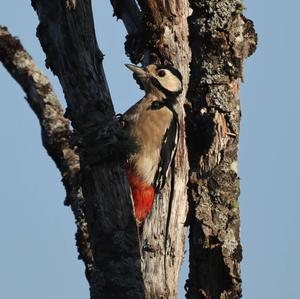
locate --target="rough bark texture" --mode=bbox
[31,1,144,298]
[185,1,257,298]
[139,3,191,299]
[0,25,93,278]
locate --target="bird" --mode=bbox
[121,63,183,224]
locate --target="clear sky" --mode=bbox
[0,1,299,299]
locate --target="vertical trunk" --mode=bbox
[127,1,192,298]
[32,1,144,298]
[185,1,257,298]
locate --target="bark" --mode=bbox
[30,1,144,298]
[185,1,257,298]
[0,25,93,278]
[110,0,144,64]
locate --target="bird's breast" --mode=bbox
[125,101,173,185]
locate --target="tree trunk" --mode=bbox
[123,1,192,298]
[32,1,144,298]
[1,0,256,298]
[185,1,257,298]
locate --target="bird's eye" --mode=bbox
[157,70,166,77]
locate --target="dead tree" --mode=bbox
[0,0,256,298]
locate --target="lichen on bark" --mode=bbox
[185,1,257,298]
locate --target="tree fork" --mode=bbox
[1,0,257,298]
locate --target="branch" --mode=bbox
[0,26,71,174]
[31,1,144,297]
[0,25,93,279]
[110,0,146,63]
[110,0,142,35]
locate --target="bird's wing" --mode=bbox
[153,111,179,192]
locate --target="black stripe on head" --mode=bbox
[150,77,181,107]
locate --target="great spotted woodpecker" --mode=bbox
[122,63,183,224]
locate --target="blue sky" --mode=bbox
[1,1,299,298]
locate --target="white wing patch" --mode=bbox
[133,149,160,185]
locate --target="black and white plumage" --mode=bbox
[122,63,183,222]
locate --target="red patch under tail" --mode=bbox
[127,169,155,223]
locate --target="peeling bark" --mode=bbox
[185,1,257,298]
[138,5,191,296]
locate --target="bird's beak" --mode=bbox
[125,64,148,78]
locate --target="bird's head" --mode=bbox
[125,63,183,99]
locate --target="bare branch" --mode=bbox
[0,25,94,280]
[109,0,146,63]
[0,25,71,174]
[110,0,142,35]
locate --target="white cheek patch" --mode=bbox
[156,70,182,92]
